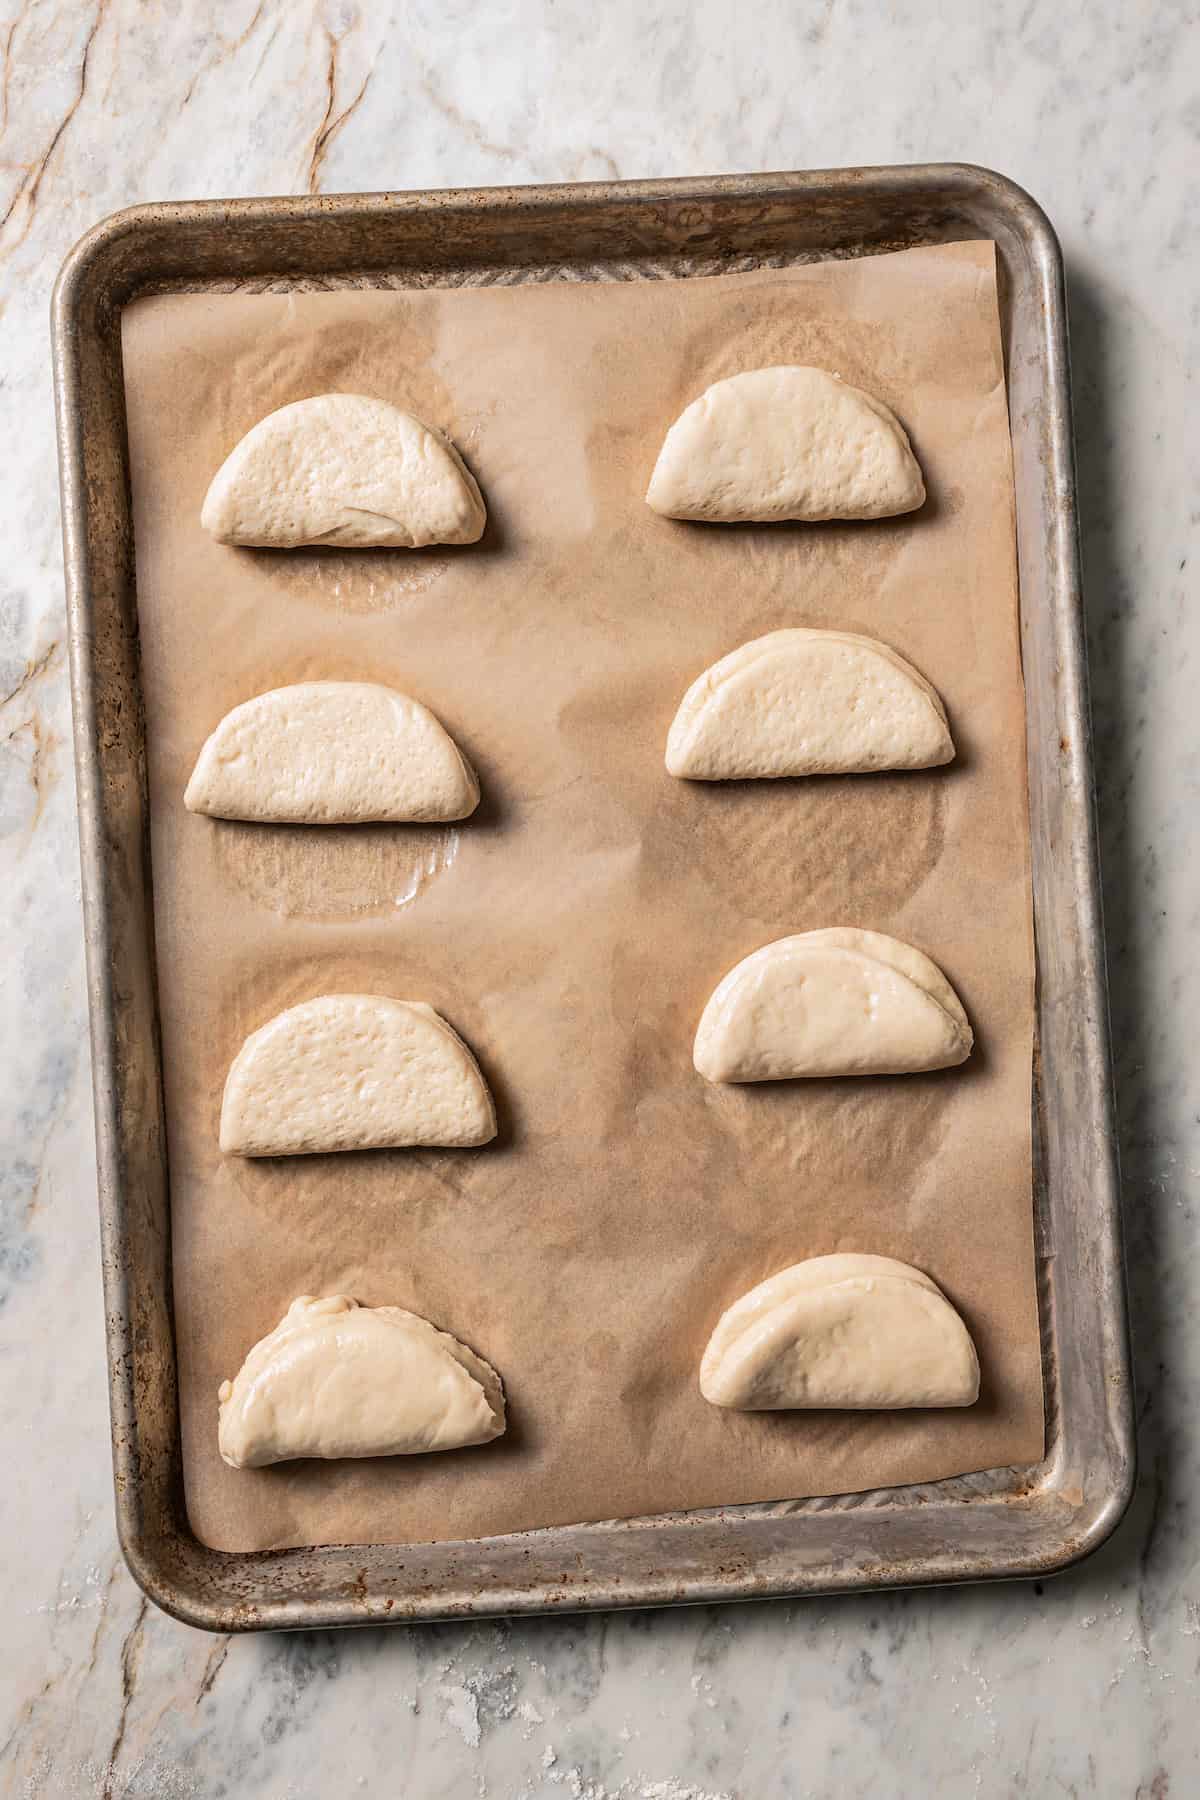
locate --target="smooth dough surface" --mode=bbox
[646,365,926,523]
[666,628,953,779]
[219,995,497,1156]
[693,927,972,1082]
[700,1254,980,1410]
[200,393,487,548]
[217,1294,506,1467]
[184,681,480,823]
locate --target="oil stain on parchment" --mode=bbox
[211,819,459,920]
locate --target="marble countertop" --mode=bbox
[2,3,1194,1794]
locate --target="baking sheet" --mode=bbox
[121,239,1041,1554]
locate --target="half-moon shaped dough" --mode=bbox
[700,1254,979,1410]
[666,628,953,778]
[201,393,486,548]
[646,366,925,523]
[693,928,972,1081]
[218,1294,506,1467]
[184,681,480,823]
[220,994,497,1155]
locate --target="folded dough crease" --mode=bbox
[201,393,486,548]
[701,1254,979,1410]
[218,1294,506,1467]
[694,928,972,1081]
[666,628,953,778]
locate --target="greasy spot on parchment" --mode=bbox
[698,1066,958,1196]
[222,1139,506,1244]
[677,303,904,400]
[233,543,455,614]
[657,769,949,924]
[210,820,458,920]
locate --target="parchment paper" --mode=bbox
[121,240,1042,1553]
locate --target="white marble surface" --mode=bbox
[1,1,1195,1794]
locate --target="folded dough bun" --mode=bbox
[646,366,926,523]
[666,629,953,779]
[184,681,480,823]
[700,1254,980,1410]
[220,995,497,1156]
[201,393,486,548]
[218,1294,506,1467]
[694,928,972,1082]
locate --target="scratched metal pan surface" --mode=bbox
[51,166,1133,1633]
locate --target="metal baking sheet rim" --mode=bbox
[51,164,1135,1633]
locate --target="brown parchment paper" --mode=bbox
[121,240,1042,1553]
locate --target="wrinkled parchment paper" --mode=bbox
[121,240,1042,1553]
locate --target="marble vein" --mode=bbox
[305,21,371,195]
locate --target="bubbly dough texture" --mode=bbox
[666,628,953,779]
[220,994,497,1156]
[200,393,487,548]
[217,1294,506,1467]
[646,365,925,523]
[184,681,480,823]
[700,1253,980,1410]
[693,927,972,1082]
